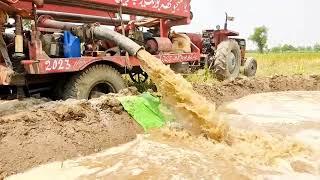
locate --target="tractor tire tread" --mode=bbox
[62,64,126,99]
[213,39,241,81]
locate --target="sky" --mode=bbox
[174,0,320,49]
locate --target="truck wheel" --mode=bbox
[63,65,126,99]
[243,57,257,77]
[170,62,189,74]
[214,40,241,81]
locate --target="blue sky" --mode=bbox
[174,0,320,49]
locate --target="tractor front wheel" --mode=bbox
[213,40,241,81]
[62,64,126,99]
[243,57,257,77]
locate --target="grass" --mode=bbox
[247,52,320,76]
[185,68,219,84]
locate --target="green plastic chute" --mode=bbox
[118,93,172,131]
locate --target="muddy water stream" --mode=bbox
[137,50,229,140]
[7,50,320,179]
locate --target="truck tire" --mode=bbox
[170,62,189,74]
[243,57,257,77]
[62,64,126,99]
[214,40,241,81]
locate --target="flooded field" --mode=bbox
[7,91,320,180]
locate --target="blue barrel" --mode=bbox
[63,31,81,58]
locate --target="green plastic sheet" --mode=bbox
[118,93,171,131]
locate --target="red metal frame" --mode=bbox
[0,0,199,86]
[12,1,115,18]
[11,0,191,20]
[22,43,200,74]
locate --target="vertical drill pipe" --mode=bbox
[14,15,23,54]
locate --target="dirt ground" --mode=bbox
[1,75,320,178]
[193,75,320,107]
[0,92,143,178]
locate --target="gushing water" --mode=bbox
[137,50,229,141]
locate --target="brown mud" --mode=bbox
[0,92,143,178]
[194,74,320,107]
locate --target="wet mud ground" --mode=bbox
[1,75,320,178]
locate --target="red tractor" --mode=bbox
[187,13,257,80]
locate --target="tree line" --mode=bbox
[269,44,320,53]
[249,26,320,53]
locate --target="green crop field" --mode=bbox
[248,52,320,76]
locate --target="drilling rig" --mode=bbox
[0,0,200,99]
[0,0,255,99]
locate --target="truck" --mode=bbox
[0,0,256,100]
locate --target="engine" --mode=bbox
[201,30,215,54]
[40,33,64,58]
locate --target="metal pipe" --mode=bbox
[0,1,19,13]
[3,0,19,4]
[14,15,23,54]
[3,0,43,6]
[36,10,127,26]
[37,15,75,30]
[38,17,142,56]
[92,25,142,56]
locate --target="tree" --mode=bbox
[271,46,281,53]
[281,44,297,52]
[314,44,320,52]
[249,26,268,53]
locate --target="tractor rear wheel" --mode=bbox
[213,40,241,81]
[243,57,257,77]
[62,64,126,99]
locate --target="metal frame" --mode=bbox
[0,0,199,86]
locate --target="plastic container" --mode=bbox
[63,31,81,58]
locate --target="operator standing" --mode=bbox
[0,9,12,69]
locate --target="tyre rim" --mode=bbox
[251,61,257,71]
[227,52,237,74]
[129,71,149,83]
[249,60,257,72]
[88,81,116,99]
